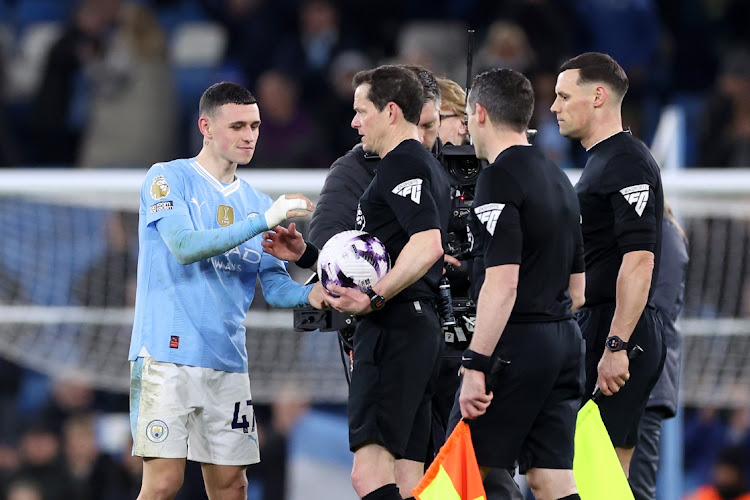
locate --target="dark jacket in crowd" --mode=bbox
[648,216,689,416]
[308,143,377,248]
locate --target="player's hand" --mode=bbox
[264,194,314,229]
[307,282,330,310]
[443,254,461,274]
[262,223,307,261]
[325,284,371,315]
[597,349,630,396]
[459,369,493,419]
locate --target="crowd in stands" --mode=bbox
[2,0,750,498]
[0,0,749,169]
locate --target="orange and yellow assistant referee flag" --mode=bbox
[412,420,486,500]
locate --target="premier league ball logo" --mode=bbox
[317,230,390,295]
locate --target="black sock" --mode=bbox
[557,494,581,500]
[403,497,415,500]
[362,483,402,500]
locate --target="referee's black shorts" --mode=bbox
[577,303,666,448]
[348,299,442,461]
[447,319,585,473]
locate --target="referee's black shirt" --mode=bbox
[356,139,450,302]
[576,131,663,306]
[469,145,584,322]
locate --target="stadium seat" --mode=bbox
[156,0,207,35]
[170,21,227,68]
[14,0,70,31]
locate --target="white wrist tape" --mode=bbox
[264,195,308,229]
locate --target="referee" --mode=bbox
[451,68,585,500]
[325,65,450,500]
[551,52,667,476]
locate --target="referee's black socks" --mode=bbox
[362,484,402,500]
[558,494,581,500]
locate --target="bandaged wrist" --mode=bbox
[264,195,308,229]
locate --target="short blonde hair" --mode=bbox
[437,77,466,116]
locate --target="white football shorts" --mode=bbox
[130,357,260,466]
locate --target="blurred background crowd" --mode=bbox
[0,0,749,171]
[1,0,750,499]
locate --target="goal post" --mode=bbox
[1,168,749,406]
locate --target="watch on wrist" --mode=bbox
[605,335,629,352]
[366,289,386,311]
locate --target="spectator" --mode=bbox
[72,211,137,307]
[4,478,44,500]
[250,69,331,168]
[77,2,178,168]
[28,0,120,165]
[8,421,74,500]
[698,47,750,168]
[199,0,288,88]
[62,414,125,500]
[274,0,360,102]
[317,50,371,156]
[475,20,535,75]
[684,446,750,500]
[0,37,21,167]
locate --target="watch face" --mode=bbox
[607,337,624,351]
[371,295,385,310]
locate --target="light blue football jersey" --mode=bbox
[129,158,303,373]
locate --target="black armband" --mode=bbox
[296,241,319,269]
[461,349,493,375]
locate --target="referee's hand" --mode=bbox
[459,369,493,419]
[597,350,630,396]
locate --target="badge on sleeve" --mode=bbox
[474,203,505,236]
[392,178,423,204]
[619,184,649,217]
[150,175,170,200]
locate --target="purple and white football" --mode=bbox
[317,230,390,295]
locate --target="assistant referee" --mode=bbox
[552,52,667,476]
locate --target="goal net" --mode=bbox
[0,168,749,406]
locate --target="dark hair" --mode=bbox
[559,52,629,99]
[352,65,424,124]
[400,64,441,105]
[199,81,257,117]
[468,68,534,132]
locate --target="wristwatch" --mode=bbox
[605,335,629,352]
[366,289,386,311]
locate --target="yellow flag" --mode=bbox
[573,400,634,500]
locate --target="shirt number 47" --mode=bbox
[232,400,256,434]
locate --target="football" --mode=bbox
[317,230,390,294]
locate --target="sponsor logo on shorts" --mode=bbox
[217,205,235,227]
[169,336,179,348]
[150,175,170,200]
[150,201,174,213]
[146,420,169,443]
